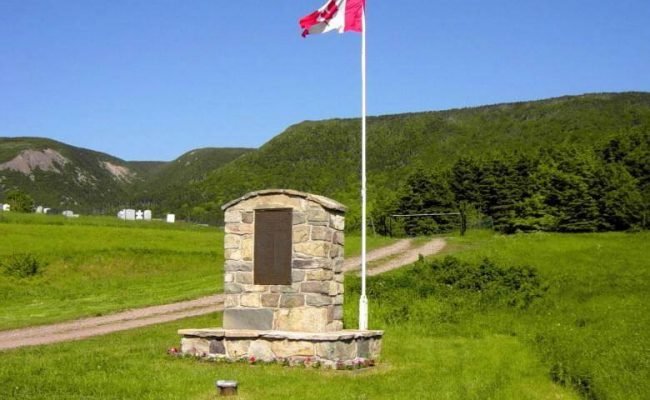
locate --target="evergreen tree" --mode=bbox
[479,159,522,232]
[396,169,456,236]
[5,189,35,213]
[541,148,601,232]
[601,130,650,228]
[450,158,484,207]
[592,163,643,230]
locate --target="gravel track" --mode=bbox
[0,238,445,351]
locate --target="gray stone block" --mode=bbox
[225,260,253,272]
[332,305,343,320]
[242,212,254,224]
[280,294,305,308]
[235,272,253,284]
[329,244,343,258]
[316,340,356,360]
[210,339,226,355]
[311,226,333,241]
[292,212,306,225]
[292,258,316,269]
[306,294,332,306]
[301,281,329,294]
[307,208,329,223]
[292,269,305,282]
[223,309,274,330]
[224,283,244,294]
[249,340,275,362]
[357,339,370,358]
[261,293,281,307]
[333,231,345,245]
[270,285,298,294]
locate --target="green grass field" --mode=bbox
[0,213,223,329]
[1,214,647,399]
[0,213,395,329]
[0,313,576,400]
[345,230,649,399]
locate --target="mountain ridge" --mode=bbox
[1,91,648,220]
[0,136,254,213]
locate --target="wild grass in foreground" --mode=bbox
[0,213,395,330]
[0,312,575,400]
[0,214,223,330]
[346,230,649,400]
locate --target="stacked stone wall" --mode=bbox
[222,191,345,332]
[179,329,383,369]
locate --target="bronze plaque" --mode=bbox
[254,209,292,285]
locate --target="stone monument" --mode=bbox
[178,189,383,368]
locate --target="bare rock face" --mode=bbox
[0,149,69,174]
[100,161,135,182]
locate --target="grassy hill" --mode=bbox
[196,92,650,224]
[131,147,253,214]
[2,92,648,221]
[0,137,253,215]
[0,137,137,213]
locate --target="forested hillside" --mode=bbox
[0,137,136,212]
[131,147,253,216]
[0,137,252,215]
[2,92,648,229]
[193,92,650,230]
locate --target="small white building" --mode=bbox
[125,209,136,221]
[1,204,9,212]
[166,214,175,223]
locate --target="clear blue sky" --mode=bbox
[1,0,649,161]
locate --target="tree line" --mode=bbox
[374,130,649,235]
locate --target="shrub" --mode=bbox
[2,253,46,278]
[351,256,548,329]
[428,257,548,309]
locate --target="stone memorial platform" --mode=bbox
[179,328,383,367]
[178,189,383,368]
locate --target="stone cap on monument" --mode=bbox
[221,189,347,213]
[221,189,346,333]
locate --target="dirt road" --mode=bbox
[0,238,445,351]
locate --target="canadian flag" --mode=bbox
[299,0,365,37]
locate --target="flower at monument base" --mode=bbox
[248,356,256,365]
[167,347,179,355]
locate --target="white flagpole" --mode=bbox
[359,7,368,331]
